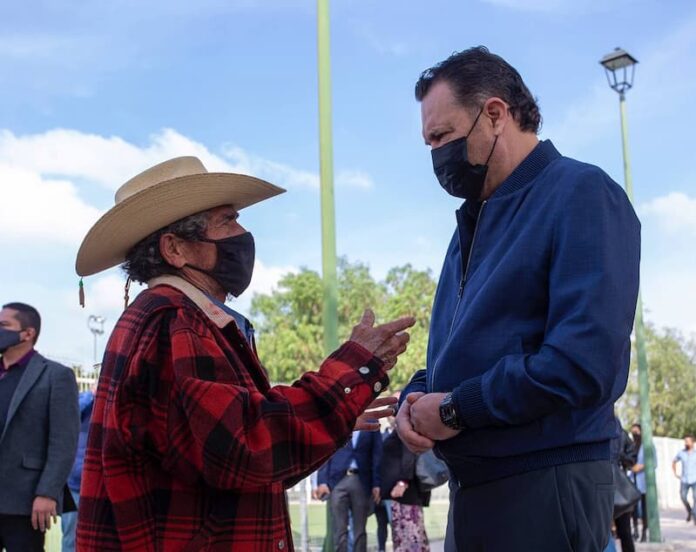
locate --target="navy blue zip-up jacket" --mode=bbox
[403,140,640,488]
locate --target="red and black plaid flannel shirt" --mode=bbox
[77,276,388,551]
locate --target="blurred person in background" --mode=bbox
[0,302,79,552]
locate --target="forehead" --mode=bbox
[420,80,473,141]
[207,205,238,221]
[0,308,19,326]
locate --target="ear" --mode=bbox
[22,327,37,344]
[160,233,189,269]
[483,97,511,135]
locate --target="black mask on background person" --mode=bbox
[186,232,255,298]
[431,108,498,200]
[0,328,22,354]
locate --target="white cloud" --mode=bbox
[336,169,374,190]
[479,0,623,14]
[223,145,319,190]
[0,163,102,245]
[351,23,408,57]
[640,192,696,237]
[0,128,374,196]
[0,128,234,190]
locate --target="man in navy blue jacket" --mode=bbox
[396,46,640,551]
[316,430,383,552]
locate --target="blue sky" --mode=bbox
[1,0,695,366]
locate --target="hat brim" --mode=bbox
[76,172,285,276]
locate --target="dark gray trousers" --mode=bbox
[451,460,614,552]
[330,473,371,552]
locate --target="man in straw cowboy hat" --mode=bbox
[75,156,415,551]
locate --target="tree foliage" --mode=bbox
[618,325,696,438]
[250,258,436,388]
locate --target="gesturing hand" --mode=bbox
[354,396,398,431]
[349,310,415,371]
[395,392,435,454]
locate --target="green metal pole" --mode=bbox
[317,0,338,357]
[618,92,662,542]
[317,2,338,550]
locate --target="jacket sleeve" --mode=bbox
[163,329,389,491]
[400,369,427,406]
[35,365,80,503]
[317,459,330,488]
[371,430,383,489]
[452,170,641,428]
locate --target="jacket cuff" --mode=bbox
[452,376,495,429]
[325,341,390,394]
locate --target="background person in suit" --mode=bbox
[317,430,383,552]
[0,302,79,552]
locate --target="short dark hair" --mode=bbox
[631,423,641,430]
[685,434,695,440]
[3,302,41,343]
[415,46,542,134]
[122,211,208,284]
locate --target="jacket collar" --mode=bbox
[148,275,235,329]
[490,139,561,199]
[0,352,47,443]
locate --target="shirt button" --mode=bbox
[278,539,285,549]
[373,382,382,393]
[344,387,352,394]
[358,366,370,375]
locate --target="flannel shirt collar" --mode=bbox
[147,275,235,329]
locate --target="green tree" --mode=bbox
[618,325,696,437]
[250,258,435,388]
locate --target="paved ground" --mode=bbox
[420,509,696,552]
[633,508,696,551]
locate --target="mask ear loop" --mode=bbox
[124,277,132,310]
[484,135,499,165]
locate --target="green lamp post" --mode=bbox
[600,47,662,542]
[317,2,338,550]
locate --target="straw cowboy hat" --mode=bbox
[75,156,285,277]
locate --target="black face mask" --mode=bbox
[186,232,255,298]
[0,328,22,354]
[431,108,498,201]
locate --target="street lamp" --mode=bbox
[87,315,106,364]
[600,48,662,543]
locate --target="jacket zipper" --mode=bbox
[430,201,487,391]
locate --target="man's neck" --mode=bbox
[481,132,539,200]
[2,345,33,369]
[178,268,226,302]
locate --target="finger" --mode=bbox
[355,420,381,431]
[46,512,52,531]
[39,511,46,532]
[374,332,411,359]
[397,402,435,451]
[32,510,39,531]
[364,396,398,410]
[406,392,425,404]
[376,316,416,336]
[362,408,395,422]
[360,309,375,327]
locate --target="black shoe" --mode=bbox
[687,510,692,522]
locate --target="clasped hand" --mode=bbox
[395,392,460,454]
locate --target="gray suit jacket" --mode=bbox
[0,352,79,515]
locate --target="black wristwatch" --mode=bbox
[439,392,465,430]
